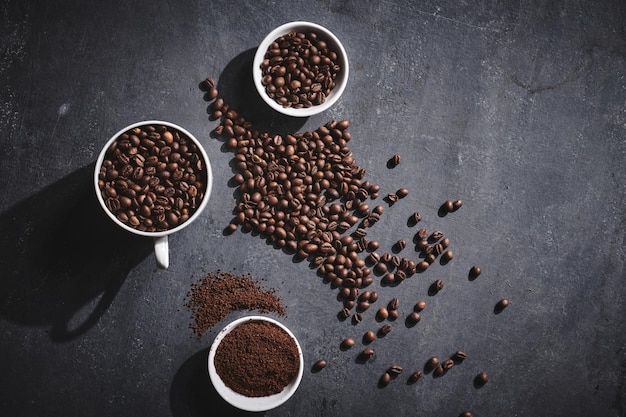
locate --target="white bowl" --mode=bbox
[252,21,349,117]
[208,316,304,412]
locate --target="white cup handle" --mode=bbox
[154,236,169,269]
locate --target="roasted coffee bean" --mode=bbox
[388,298,400,310]
[459,412,473,417]
[388,365,403,375]
[408,370,423,383]
[369,291,379,303]
[367,240,380,251]
[394,239,407,251]
[360,348,375,360]
[441,237,450,248]
[430,230,444,241]
[408,211,422,225]
[475,372,489,387]
[388,309,399,320]
[374,262,388,275]
[340,307,351,319]
[495,298,510,313]
[433,364,445,377]
[452,199,463,211]
[372,205,384,215]
[442,199,454,213]
[469,265,482,279]
[453,351,468,362]
[416,239,429,251]
[368,252,381,264]
[341,338,356,349]
[381,252,392,263]
[414,301,426,312]
[312,359,327,371]
[358,291,371,302]
[363,330,376,343]
[378,324,392,336]
[395,270,407,281]
[407,312,421,324]
[352,312,363,324]
[381,273,395,285]
[441,250,454,262]
[396,188,409,198]
[387,193,398,203]
[357,301,370,312]
[416,228,429,240]
[389,154,401,167]
[425,356,439,372]
[417,261,429,272]
[376,307,389,320]
[443,359,454,370]
[379,372,391,387]
[434,279,444,292]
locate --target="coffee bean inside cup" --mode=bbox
[260,30,342,109]
[97,124,207,232]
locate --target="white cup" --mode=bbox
[94,121,212,269]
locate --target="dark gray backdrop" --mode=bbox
[1,1,625,416]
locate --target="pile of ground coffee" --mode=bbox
[185,270,286,339]
[214,320,300,397]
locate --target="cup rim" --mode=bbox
[93,120,213,237]
[252,21,349,117]
[207,316,304,412]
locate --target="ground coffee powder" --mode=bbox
[185,270,286,339]
[214,320,300,397]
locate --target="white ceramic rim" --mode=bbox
[252,21,349,117]
[93,120,213,238]
[207,316,304,412]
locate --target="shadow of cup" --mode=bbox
[94,121,213,269]
[0,164,153,341]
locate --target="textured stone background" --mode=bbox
[0,1,624,416]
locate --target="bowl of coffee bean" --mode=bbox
[208,316,304,412]
[94,121,213,269]
[253,21,349,117]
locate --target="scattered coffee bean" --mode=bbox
[369,291,379,303]
[442,358,454,370]
[388,298,400,310]
[469,265,482,279]
[378,324,392,336]
[433,364,444,377]
[340,307,351,320]
[376,307,389,320]
[394,239,407,251]
[452,199,463,211]
[408,370,423,384]
[352,312,363,324]
[379,372,391,387]
[434,279,444,292]
[474,372,489,387]
[425,356,439,372]
[367,240,380,251]
[312,359,327,372]
[495,298,509,313]
[441,250,454,262]
[386,193,399,203]
[388,365,403,375]
[417,261,430,272]
[341,338,356,350]
[363,330,377,343]
[442,199,454,213]
[407,312,421,324]
[374,262,388,275]
[414,301,426,312]
[441,237,451,248]
[408,211,422,226]
[357,301,370,312]
[453,351,468,362]
[381,273,395,285]
[396,188,409,198]
[388,309,399,321]
[459,412,473,417]
[360,348,375,360]
[430,230,444,241]
[389,154,401,167]
[416,228,429,240]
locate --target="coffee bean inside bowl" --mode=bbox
[260,31,341,109]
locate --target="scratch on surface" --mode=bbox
[511,53,593,94]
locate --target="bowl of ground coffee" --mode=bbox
[208,316,303,411]
[94,121,212,269]
[253,21,349,117]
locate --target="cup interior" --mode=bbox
[93,121,213,237]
